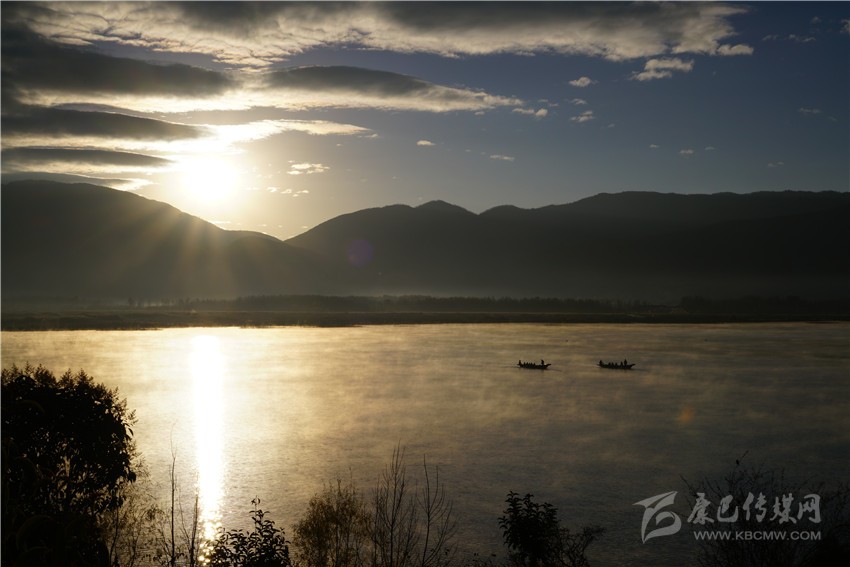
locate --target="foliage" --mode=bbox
[498,492,603,567]
[293,446,456,567]
[99,470,164,567]
[499,492,559,566]
[2,363,137,516]
[208,499,292,567]
[293,478,370,567]
[2,363,138,566]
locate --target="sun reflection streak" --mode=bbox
[190,335,225,557]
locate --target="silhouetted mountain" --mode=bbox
[286,192,850,300]
[1,180,328,299]
[2,181,848,303]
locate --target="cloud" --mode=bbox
[679,149,695,156]
[287,163,329,176]
[768,161,785,168]
[2,147,171,171]
[2,24,235,100]
[2,114,371,166]
[263,66,519,112]
[569,77,596,88]
[788,34,815,43]
[416,140,435,147]
[0,171,150,191]
[763,34,814,44]
[569,98,588,106]
[705,146,716,151]
[489,154,515,162]
[632,58,695,81]
[843,19,850,34]
[2,105,205,141]
[570,110,595,123]
[205,119,370,147]
[6,23,520,116]
[8,2,754,66]
[715,43,754,55]
[649,144,660,149]
[798,107,822,116]
[512,108,548,119]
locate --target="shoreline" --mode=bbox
[3,310,848,331]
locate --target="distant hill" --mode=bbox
[285,191,850,300]
[2,180,848,303]
[1,180,328,300]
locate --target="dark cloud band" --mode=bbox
[266,66,432,96]
[3,147,171,168]
[262,65,517,111]
[2,25,234,97]
[2,106,205,140]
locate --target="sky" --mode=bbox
[2,1,848,240]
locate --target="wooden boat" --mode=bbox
[518,360,551,370]
[598,361,635,370]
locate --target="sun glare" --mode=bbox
[180,157,239,205]
[190,335,225,554]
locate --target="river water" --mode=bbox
[3,323,848,565]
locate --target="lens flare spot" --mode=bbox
[676,405,696,425]
[347,239,374,267]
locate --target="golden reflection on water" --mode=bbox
[190,335,225,556]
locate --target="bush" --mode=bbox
[208,499,292,567]
[499,492,603,567]
[293,478,370,567]
[293,446,456,567]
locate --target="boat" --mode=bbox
[518,360,551,370]
[598,361,635,370]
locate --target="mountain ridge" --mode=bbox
[3,180,848,302]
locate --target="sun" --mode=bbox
[179,157,239,205]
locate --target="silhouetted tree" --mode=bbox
[499,492,603,567]
[2,363,138,566]
[371,446,457,567]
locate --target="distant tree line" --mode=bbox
[679,295,850,315]
[7,294,850,319]
[157,294,850,316]
[161,295,665,315]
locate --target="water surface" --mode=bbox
[3,323,848,565]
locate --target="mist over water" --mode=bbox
[3,323,848,565]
